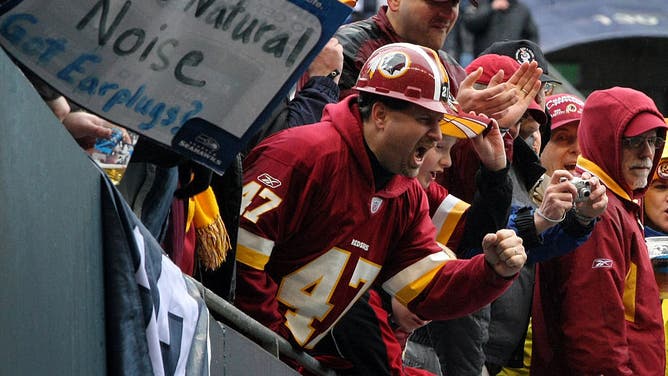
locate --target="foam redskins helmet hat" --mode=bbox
[353,43,492,139]
[654,120,668,181]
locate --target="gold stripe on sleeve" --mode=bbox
[433,196,470,245]
[236,228,274,270]
[623,262,638,322]
[382,252,451,305]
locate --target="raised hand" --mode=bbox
[573,172,607,221]
[483,229,526,278]
[456,67,517,117]
[493,61,542,130]
[307,37,344,84]
[470,116,507,171]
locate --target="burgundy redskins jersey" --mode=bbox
[235,96,513,349]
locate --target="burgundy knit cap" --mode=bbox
[466,54,547,126]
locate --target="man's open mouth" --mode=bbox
[415,146,428,162]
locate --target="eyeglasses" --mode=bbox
[542,82,557,96]
[622,135,665,150]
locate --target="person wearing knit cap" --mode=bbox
[459,53,545,208]
[532,87,667,376]
[481,38,561,113]
[481,39,561,86]
[482,39,561,147]
[465,53,547,141]
[539,93,585,176]
[493,96,585,376]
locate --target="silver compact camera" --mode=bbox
[571,177,591,202]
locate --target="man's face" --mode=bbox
[519,113,540,140]
[375,103,443,178]
[392,0,459,51]
[540,123,580,176]
[621,129,657,191]
[417,136,457,189]
[645,178,668,233]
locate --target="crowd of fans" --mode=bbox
[16,0,668,375]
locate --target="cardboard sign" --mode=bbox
[0,0,351,173]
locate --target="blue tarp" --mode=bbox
[523,0,668,53]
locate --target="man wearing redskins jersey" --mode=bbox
[235,43,528,373]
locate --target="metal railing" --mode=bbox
[193,280,338,376]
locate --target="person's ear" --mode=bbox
[387,0,401,12]
[371,102,388,129]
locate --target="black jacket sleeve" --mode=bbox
[286,76,340,127]
[243,76,339,154]
[457,163,513,257]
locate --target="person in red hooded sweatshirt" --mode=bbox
[531,87,667,375]
[235,42,527,375]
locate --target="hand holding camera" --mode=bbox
[570,177,592,202]
[570,172,607,221]
[534,171,580,231]
[534,171,607,232]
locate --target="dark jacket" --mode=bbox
[483,205,594,368]
[243,76,340,154]
[462,0,539,57]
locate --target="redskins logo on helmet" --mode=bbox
[354,43,450,113]
[656,140,668,180]
[353,42,493,137]
[657,160,668,180]
[378,52,410,78]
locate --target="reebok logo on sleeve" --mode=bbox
[257,173,282,188]
[592,258,613,269]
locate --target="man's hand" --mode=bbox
[62,111,114,149]
[493,61,542,130]
[46,96,70,121]
[457,67,516,117]
[391,297,430,333]
[470,117,507,171]
[307,37,344,84]
[573,172,607,221]
[534,170,578,233]
[483,229,526,277]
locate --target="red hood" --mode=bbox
[577,87,667,200]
